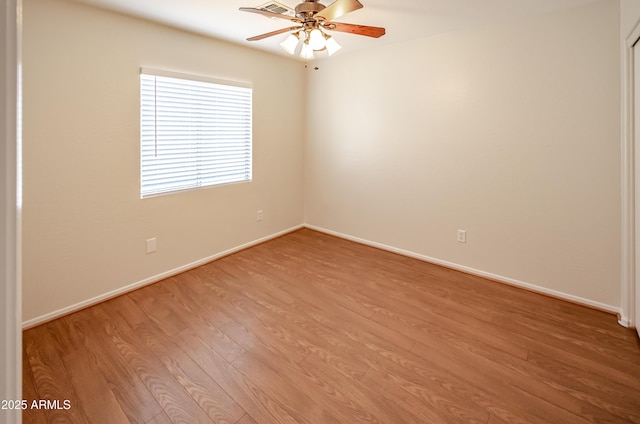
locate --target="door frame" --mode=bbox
[622,18,640,331]
[1,0,22,421]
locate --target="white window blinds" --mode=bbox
[140,69,252,198]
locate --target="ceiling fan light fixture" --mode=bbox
[280,32,299,55]
[300,40,315,60]
[308,28,326,50]
[241,0,386,59]
[324,35,341,56]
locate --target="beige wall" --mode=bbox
[305,1,621,309]
[22,0,305,323]
[621,0,640,37]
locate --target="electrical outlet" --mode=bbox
[146,237,157,253]
[457,230,466,243]
[257,209,263,221]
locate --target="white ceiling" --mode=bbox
[71,0,602,59]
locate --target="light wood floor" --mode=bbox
[23,229,640,423]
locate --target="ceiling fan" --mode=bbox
[239,0,385,59]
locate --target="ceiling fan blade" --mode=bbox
[247,26,301,41]
[315,0,363,22]
[324,22,385,38]
[239,7,301,23]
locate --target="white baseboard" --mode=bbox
[618,315,631,328]
[22,224,304,329]
[23,222,621,328]
[304,224,621,316]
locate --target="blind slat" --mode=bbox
[140,72,252,197]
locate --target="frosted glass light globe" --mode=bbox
[309,29,326,51]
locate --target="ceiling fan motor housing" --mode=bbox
[295,0,325,19]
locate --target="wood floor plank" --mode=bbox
[300,352,435,424]
[363,367,489,424]
[200,278,315,363]
[21,342,48,424]
[127,285,190,338]
[296,299,545,423]
[22,228,640,424]
[230,352,343,424]
[525,350,640,410]
[23,326,91,424]
[44,313,89,358]
[126,318,246,424]
[174,329,302,424]
[155,280,247,363]
[66,307,163,424]
[144,412,173,424]
[106,294,152,328]
[217,251,419,361]
[89,305,215,423]
[61,348,130,424]
[235,414,259,424]
[233,350,380,424]
[203,278,371,382]
[410,338,593,424]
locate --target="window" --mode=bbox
[140,69,252,198]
